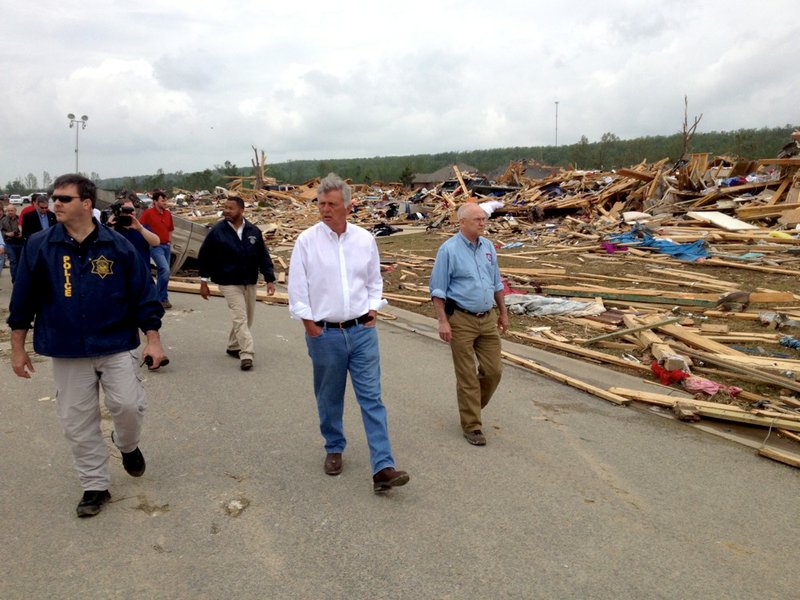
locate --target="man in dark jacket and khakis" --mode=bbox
[198,196,275,371]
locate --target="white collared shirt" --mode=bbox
[288,221,386,322]
[227,220,245,240]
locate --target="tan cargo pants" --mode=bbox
[52,350,146,491]
[448,308,503,432]
[219,284,257,360]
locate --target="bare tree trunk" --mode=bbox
[251,145,264,190]
[682,95,703,158]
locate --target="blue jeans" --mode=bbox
[150,243,171,302]
[4,243,21,283]
[305,324,395,475]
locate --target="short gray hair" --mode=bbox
[317,173,352,207]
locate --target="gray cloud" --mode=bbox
[1,0,797,183]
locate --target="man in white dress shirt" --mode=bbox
[288,173,409,493]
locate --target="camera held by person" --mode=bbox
[105,202,136,229]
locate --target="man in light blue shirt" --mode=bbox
[429,203,508,446]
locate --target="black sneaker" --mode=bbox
[226,349,240,358]
[112,431,146,477]
[121,447,146,477]
[76,490,111,518]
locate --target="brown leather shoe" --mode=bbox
[372,467,410,493]
[463,430,487,446]
[324,453,343,476]
[240,358,253,371]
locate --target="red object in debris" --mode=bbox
[651,361,689,385]
[501,277,528,295]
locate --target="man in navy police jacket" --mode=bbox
[198,195,275,371]
[8,173,166,518]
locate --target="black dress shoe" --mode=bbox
[77,490,111,518]
[226,349,240,358]
[372,467,410,493]
[324,453,343,475]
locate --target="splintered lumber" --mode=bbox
[452,164,469,197]
[622,314,669,349]
[687,211,760,231]
[758,447,800,469]
[580,316,681,345]
[736,202,800,219]
[509,331,651,373]
[538,285,719,307]
[168,280,288,304]
[654,321,746,356]
[501,351,630,405]
[702,259,800,276]
[608,388,800,433]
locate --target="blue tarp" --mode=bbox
[606,224,710,262]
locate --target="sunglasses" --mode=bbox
[50,195,86,203]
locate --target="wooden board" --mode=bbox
[686,211,760,231]
[168,280,288,304]
[502,351,630,405]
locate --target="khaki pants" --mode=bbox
[448,309,503,432]
[220,284,257,360]
[52,351,146,491]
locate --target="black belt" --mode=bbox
[454,305,491,318]
[315,313,373,329]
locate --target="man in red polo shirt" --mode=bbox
[139,190,174,309]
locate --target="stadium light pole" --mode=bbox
[67,113,89,173]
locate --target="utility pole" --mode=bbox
[554,101,559,148]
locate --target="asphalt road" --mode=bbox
[1,281,798,599]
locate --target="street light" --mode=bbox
[67,113,89,173]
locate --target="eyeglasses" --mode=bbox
[50,195,85,203]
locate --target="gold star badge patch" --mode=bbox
[91,256,114,279]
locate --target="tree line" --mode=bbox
[5,125,796,196]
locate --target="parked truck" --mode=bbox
[97,189,208,274]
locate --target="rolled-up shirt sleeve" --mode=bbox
[428,246,450,300]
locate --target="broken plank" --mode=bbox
[758,447,800,469]
[501,351,630,405]
[168,280,288,304]
[509,331,651,373]
[539,286,719,308]
[655,322,746,356]
[580,316,681,345]
[687,211,760,231]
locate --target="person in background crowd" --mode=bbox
[0,204,23,282]
[21,194,56,240]
[139,190,174,309]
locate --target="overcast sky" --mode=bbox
[1,0,797,186]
